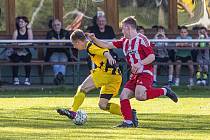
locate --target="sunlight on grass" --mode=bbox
[0,88,210,140]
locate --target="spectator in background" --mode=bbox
[8,16,33,85]
[87,14,116,39]
[153,26,174,86]
[86,14,116,70]
[175,26,194,86]
[45,19,71,85]
[137,26,145,35]
[195,26,209,86]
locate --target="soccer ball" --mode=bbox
[72,110,87,125]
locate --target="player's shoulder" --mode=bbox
[138,33,150,47]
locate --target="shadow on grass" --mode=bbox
[0,112,210,131]
[1,86,210,99]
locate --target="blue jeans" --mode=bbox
[50,53,68,75]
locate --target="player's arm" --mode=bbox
[104,51,116,65]
[142,54,155,65]
[85,33,115,49]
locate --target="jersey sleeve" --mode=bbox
[112,38,124,49]
[88,44,109,56]
[141,38,154,56]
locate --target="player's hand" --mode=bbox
[131,62,143,74]
[85,33,96,40]
[104,51,116,66]
[108,57,116,66]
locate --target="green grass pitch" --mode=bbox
[0,87,210,140]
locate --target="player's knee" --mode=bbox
[135,89,146,101]
[98,102,107,110]
[120,90,130,100]
[79,85,88,93]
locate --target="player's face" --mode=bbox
[72,40,85,50]
[121,23,131,38]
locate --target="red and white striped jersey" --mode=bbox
[112,33,154,74]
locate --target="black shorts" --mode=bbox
[100,94,113,100]
[176,56,192,63]
[156,57,170,62]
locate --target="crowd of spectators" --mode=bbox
[0,13,210,87]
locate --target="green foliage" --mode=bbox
[0,87,210,139]
[118,0,168,28]
[63,0,99,30]
[0,0,6,31]
[16,0,53,30]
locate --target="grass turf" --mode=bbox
[0,87,210,140]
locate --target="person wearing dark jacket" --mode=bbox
[45,19,72,85]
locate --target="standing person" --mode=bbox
[45,19,71,85]
[153,26,174,86]
[87,16,178,128]
[9,16,33,85]
[175,26,194,86]
[57,29,127,124]
[195,26,209,86]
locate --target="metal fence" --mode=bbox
[0,39,210,86]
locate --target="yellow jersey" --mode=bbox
[86,41,121,75]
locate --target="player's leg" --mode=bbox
[57,75,96,119]
[98,74,122,116]
[98,95,122,116]
[71,74,96,111]
[134,74,178,103]
[115,88,136,127]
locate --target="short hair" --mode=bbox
[200,26,207,31]
[179,25,188,30]
[121,16,137,29]
[158,25,165,30]
[70,29,86,42]
[137,26,144,31]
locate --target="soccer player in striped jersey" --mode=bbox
[87,16,178,128]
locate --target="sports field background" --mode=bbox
[0,86,210,140]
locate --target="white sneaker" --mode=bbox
[13,77,20,85]
[24,78,31,86]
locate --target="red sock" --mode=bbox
[146,88,164,99]
[120,99,132,120]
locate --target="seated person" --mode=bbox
[137,26,145,35]
[86,14,116,39]
[45,19,71,85]
[175,26,194,86]
[9,16,33,85]
[195,26,209,86]
[86,13,116,70]
[153,26,174,86]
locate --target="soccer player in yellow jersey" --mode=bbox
[57,29,125,122]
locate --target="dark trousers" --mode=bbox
[9,53,32,78]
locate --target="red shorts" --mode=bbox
[124,73,153,92]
